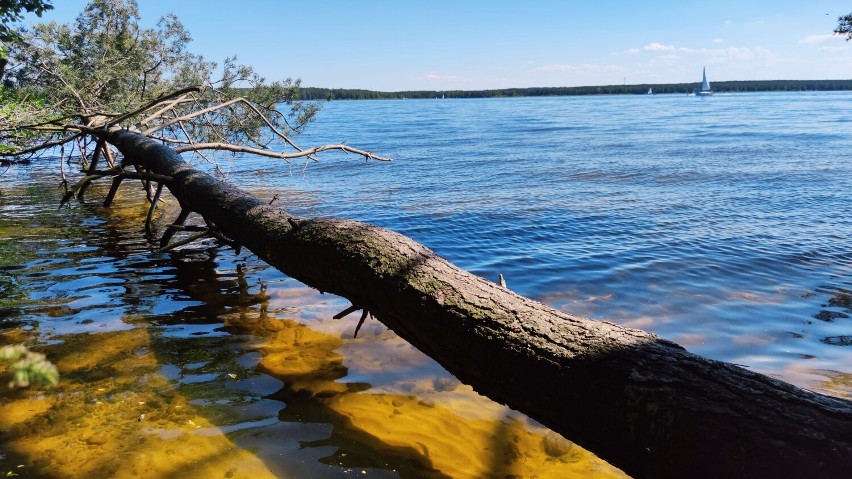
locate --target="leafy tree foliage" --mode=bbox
[301,80,852,101]
[1,0,323,163]
[835,13,852,41]
[0,344,58,389]
[0,0,52,42]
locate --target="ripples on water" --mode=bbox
[1,91,851,477]
[1,161,623,476]
[250,91,852,393]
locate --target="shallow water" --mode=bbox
[2,91,852,477]
[0,166,624,477]
[239,91,852,396]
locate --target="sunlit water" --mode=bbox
[1,91,851,478]
[250,91,852,392]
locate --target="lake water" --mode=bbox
[1,91,851,478]
[258,91,852,391]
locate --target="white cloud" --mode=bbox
[424,71,459,81]
[818,43,852,52]
[616,42,694,56]
[701,46,774,62]
[713,38,724,44]
[644,42,676,52]
[536,63,624,74]
[647,54,681,66]
[798,34,837,45]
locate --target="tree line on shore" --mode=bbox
[300,79,852,100]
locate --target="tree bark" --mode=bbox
[106,129,852,479]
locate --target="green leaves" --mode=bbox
[836,14,852,41]
[0,344,59,389]
[0,0,53,42]
[3,0,318,158]
[0,0,338,170]
[10,0,209,117]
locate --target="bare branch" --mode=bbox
[149,135,192,145]
[172,142,392,162]
[141,95,196,126]
[77,138,107,200]
[0,133,83,158]
[107,86,201,128]
[143,97,245,135]
[227,96,304,152]
[11,114,77,130]
[145,182,165,233]
[143,96,305,154]
[37,61,88,111]
[158,229,211,252]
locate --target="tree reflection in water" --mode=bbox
[0,182,627,478]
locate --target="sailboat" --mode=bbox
[647,87,654,95]
[695,67,713,96]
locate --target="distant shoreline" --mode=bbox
[300,80,852,100]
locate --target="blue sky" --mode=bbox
[29,1,852,91]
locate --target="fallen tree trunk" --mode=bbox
[105,128,852,479]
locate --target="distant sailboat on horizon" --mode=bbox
[694,66,713,96]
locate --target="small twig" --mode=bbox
[141,94,196,126]
[103,144,116,168]
[143,96,244,135]
[172,142,392,162]
[77,138,106,200]
[139,166,155,202]
[145,182,165,234]
[161,209,192,247]
[86,169,172,183]
[37,60,88,111]
[60,166,123,207]
[333,304,360,320]
[108,86,201,128]
[158,230,211,252]
[11,113,76,130]
[164,225,207,232]
[207,229,241,254]
[100,169,172,207]
[77,136,88,167]
[149,135,192,145]
[332,303,374,337]
[59,143,67,189]
[103,174,125,207]
[354,310,371,338]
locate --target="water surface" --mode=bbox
[1,164,623,477]
[2,91,852,478]
[252,92,852,394]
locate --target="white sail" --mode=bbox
[695,66,713,96]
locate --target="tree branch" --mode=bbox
[0,132,82,158]
[140,95,196,126]
[143,96,245,135]
[107,86,201,128]
[37,60,88,111]
[172,142,392,162]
